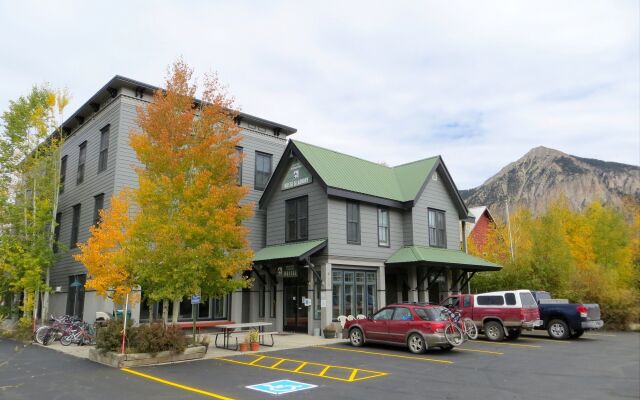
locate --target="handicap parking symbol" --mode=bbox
[246,379,317,395]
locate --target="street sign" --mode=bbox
[190,295,200,305]
[246,380,317,395]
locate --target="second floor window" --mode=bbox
[254,151,272,190]
[59,155,67,193]
[346,201,360,244]
[77,141,87,184]
[98,125,110,173]
[71,204,81,248]
[428,208,446,248]
[93,194,104,225]
[285,196,308,242]
[378,207,389,246]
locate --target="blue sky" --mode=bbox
[0,1,637,189]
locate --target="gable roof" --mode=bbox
[260,140,469,218]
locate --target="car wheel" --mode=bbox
[407,333,426,354]
[547,319,570,340]
[506,328,521,340]
[484,321,505,341]
[570,329,584,339]
[349,328,364,347]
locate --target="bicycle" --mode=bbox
[35,315,79,345]
[441,309,465,346]
[60,321,96,346]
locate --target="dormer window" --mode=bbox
[428,208,446,248]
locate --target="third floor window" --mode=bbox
[254,151,272,190]
[77,141,87,184]
[59,155,67,193]
[98,125,110,173]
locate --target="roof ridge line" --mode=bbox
[292,139,395,170]
[393,155,440,168]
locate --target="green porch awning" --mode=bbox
[253,239,327,263]
[386,245,501,271]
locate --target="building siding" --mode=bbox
[327,197,403,261]
[265,158,328,246]
[52,96,121,288]
[412,169,461,250]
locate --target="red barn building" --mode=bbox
[465,206,495,252]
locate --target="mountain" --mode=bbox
[460,146,640,217]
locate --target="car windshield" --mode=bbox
[415,307,448,321]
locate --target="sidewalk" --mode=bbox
[37,333,347,362]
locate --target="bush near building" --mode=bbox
[469,199,640,329]
[96,319,187,355]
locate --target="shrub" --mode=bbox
[96,320,187,355]
[129,323,186,355]
[13,317,34,342]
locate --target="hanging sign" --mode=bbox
[282,160,312,190]
[283,266,298,278]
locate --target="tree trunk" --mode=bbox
[148,302,154,323]
[172,299,180,323]
[162,300,169,324]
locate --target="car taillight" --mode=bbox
[576,305,588,318]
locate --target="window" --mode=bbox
[346,201,360,244]
[98,125,110,173]
[373,308,394,321]
[332,269,377,319]
[443,296,459,308]
[505,293,517,306]
[393,307,413,321]
[93,194,104,225]
[53,212,62,253]
[285,196,308,242]
[77,141,87,184]
[378,207,389,246]
[463,295,471,307]
[59,156,67,193]
[476,295,505,306]
[520,292,538,308]
[236,147,243,185]
[66,274,86,319]
[415,307,447,321]
[70,204,81,248]
[254,151,272,190]
[428,208,446,248]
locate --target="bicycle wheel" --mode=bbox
[60,335,72,346]
[35,326,49,345]
[463,318,478,340]
[444,323,464,346]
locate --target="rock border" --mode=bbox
[89,345,207,368]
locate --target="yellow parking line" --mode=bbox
[270,359,286,368]
[293,362,308,372]
[456,347,504,355]
[469,340,541,348]
[585,333,616,337]
[121,368,235,400]
[317,345,453,364]
[319,365,331,376]
[348,368,359,381]
[520,336,572,344]
[249,355,266,365]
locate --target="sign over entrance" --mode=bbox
[282,159,312,190]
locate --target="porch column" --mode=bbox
[320,263,332,334]
[230,289,243,323]
[418,270,428,303]
[408,265,418,303]
[378,264,386,309]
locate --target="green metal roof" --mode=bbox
[292,140,438,202]
[386,246,502,271]
[253,239,327,263]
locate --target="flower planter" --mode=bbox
[323,330,336,339]
[239,342,250,352]
[250,342,260,351]
[88,345,206,368]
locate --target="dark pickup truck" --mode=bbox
[531,291,604,340]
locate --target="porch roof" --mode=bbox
[253,239,327,263]
[386,246,502,271]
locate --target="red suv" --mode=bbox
[343,303,457,353]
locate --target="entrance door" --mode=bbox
[284,285,308,333]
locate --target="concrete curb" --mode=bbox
[88,345,207,368]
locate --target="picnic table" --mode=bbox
[214,322,274,350]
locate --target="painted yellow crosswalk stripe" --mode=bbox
[317,345,454,364]
[217,354,387,383]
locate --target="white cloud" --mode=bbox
[0,0,637,188]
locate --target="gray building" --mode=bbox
[50,76,500,334]
[49,76,296,323]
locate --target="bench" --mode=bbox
[214,331,278,349]
[173,320,234,334]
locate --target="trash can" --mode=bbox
[114,309,131,320]
[313,328,320,337]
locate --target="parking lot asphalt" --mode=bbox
[1,332,639,400]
